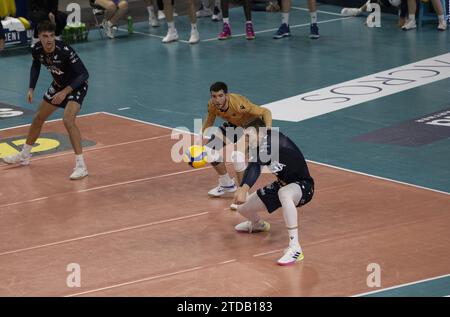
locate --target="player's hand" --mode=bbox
[48,13,56,24]
[234,186,249,205]
[0,39,5,51]
[27,89,34,103]
[51,90,68,105]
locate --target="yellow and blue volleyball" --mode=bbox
[183,145,208,169]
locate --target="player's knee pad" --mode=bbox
[231,150,247,172]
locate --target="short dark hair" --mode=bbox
[210,82,228,94]
[37,21,56,34]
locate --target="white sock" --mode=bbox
[287,227,301,249]
[168,21,175,31]
[75,154,86,168]
[438,15,445,23]
[282,12,289,25]
[310,11,317,24]
[246,20,252,24]
[223,17,230,24]
[408,14,415,22]
[147,6,155,17]
[219,173,233,186]
[22,144,33,157]
[191,23,198,31]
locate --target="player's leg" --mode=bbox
[63,101,88,180]
[162,0,179,43]
[144,0,160,27]
[218,0,231,39]
[308,0,319,39]
[188,0,200,44]
[110,0,129,26]
[2,100,57,165]
[205,128,237,197]
[274,0,291,39]
[235,192,271,232]
[431,0,447,30]
[95,0,118,38]
[402,0,417,30]
[243,0,255,39]
[276,183,304,265]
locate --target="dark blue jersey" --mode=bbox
[242,130,314,188]
[29,40,89,90]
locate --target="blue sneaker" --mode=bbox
[309,23,319,39]
[273,23,290,39]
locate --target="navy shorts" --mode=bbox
[257,179,314,213]
[43,82,88,109]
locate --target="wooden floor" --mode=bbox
[0,113,448,296]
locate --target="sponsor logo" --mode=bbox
[354,107,450,146]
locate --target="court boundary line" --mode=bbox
[291,6,344,17]
[0,212,209,257]
[352,273,450,297]
[102,112,450,196]
[0,112,102,132]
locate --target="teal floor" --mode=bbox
[1,0,449,296]
[1,1,450,191]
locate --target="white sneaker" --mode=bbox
[234,220,270,233]
[162,29,179,43]
[212,6,222,21]
[158,10,166,20]
[103,20,115,39]
[438,20,447,31]
[189,29,200,44]
[402,19,417,30]
[208,181,237,197]
[70,166,88,180]
[149,15,160,27]
[277,246,304,266]
[340,8,362,16]
[277,247,305,266]
[196,7,213,18]
[2,153,30,165]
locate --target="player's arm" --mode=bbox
[28,52,41,103]
[234,162,261,204]
[202,106,217,133]
[0,22,5,51]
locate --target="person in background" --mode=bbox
[27,0,67,46]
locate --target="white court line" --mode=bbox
[291,6,344,16]
[117,27,190,44]
[308,160,450,196]
[0,112,101,132]
[65,259,237,297]
[117,107,130,111]
[77,166,212,193]
[102,112,450,196]
[201,16,352,42]
[352,273,450,297]
[0,165,213,209]
[0,212,209,257]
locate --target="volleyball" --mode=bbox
[183,145,208,169]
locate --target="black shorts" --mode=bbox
[257,179,314,213]
[43,82,88,108]
[205,118,265,151]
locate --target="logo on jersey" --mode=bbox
[47,65,64,75]
[268,161,285,174]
